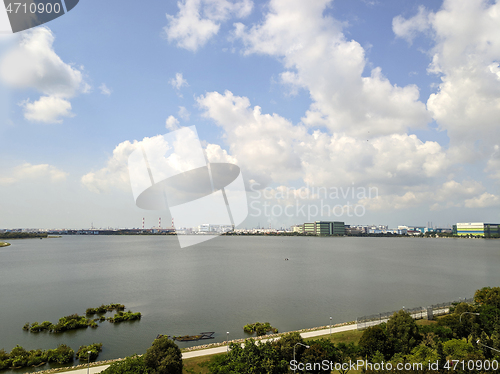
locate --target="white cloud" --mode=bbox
[392,6,433,44]
[0,27,87,123]
[22,96,74,124]
[197,90,449,189]
[465,192,500,208]
[81,134,234,194]
[99,83,112,96]
[170,72,189,90]
[166,115,180,130]
[358,179,490,211]
[0,163,67,185]
[234,0,430,138]
[394,0,500,153]
[164,0,253,51]
[81,140,137,194]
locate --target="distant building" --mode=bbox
[456,222,500,236]
[298,221,345,236]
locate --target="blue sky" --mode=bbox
[0,0,499,230]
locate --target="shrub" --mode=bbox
[108,311,141,323]
[77,343,103,361]
[47,344,74,364]
[102,355,148,374]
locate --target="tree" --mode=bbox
[271,332,304,362]
[300,339,338,374]
[474,287,500,309]
[335,342,359,374]
[209,339,287,374]
[386,310,421,355]
[358,325,391,359]
[144,336,182,374]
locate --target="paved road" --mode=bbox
[53,324,357,374]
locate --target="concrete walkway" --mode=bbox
[52,324,358,374]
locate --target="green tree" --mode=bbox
[300,339,338,374]
[271,331,304,363]
[386,310,421,355]
[336,342,359,374]
[406,345,438,365]
[474,287,500,308]
[209,339,286,374]
[359,325,391,359]
[144,336,183,374]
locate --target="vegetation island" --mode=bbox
[243,322,278,336]
[23,303,141,333]
[0,343,102,370]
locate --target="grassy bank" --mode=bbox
[0,242,10,247]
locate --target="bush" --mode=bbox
[242,321,278,336]
[52,314,93,332]
[102,355,148,374]
[77,343,103,361]
[108,311,141,323]
[47,344,74,364]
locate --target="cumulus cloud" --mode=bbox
[465,192,500,208]
[0,163,67,185]
[81,134,235,194]
[394,0,500,152]
[166,115,180,130]
[197,90,449,191]
[164,0,253,51]
[81,140,138,194]
[234,0,430,138]
[359,179,493,211]
[0,27,87,123]
[22,96,74,124]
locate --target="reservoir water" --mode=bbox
[0,235,499,372]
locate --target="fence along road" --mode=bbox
[356,298,473,330]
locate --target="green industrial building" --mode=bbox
[456,222,500,237]
[298,221,345,236]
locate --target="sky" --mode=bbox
[0,0,499,230]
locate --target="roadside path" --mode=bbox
[49,324,358,374]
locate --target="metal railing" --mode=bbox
[356,297,474,330]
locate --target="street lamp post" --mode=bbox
[330,316,332,337]
[226,332,229,353]
[87,351,91,374]
[459,312,480,323]
[293,343,310,373]
[477,340,500,353]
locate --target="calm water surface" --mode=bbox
[0,235,499,372]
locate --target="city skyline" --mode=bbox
[1,0,499,230]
